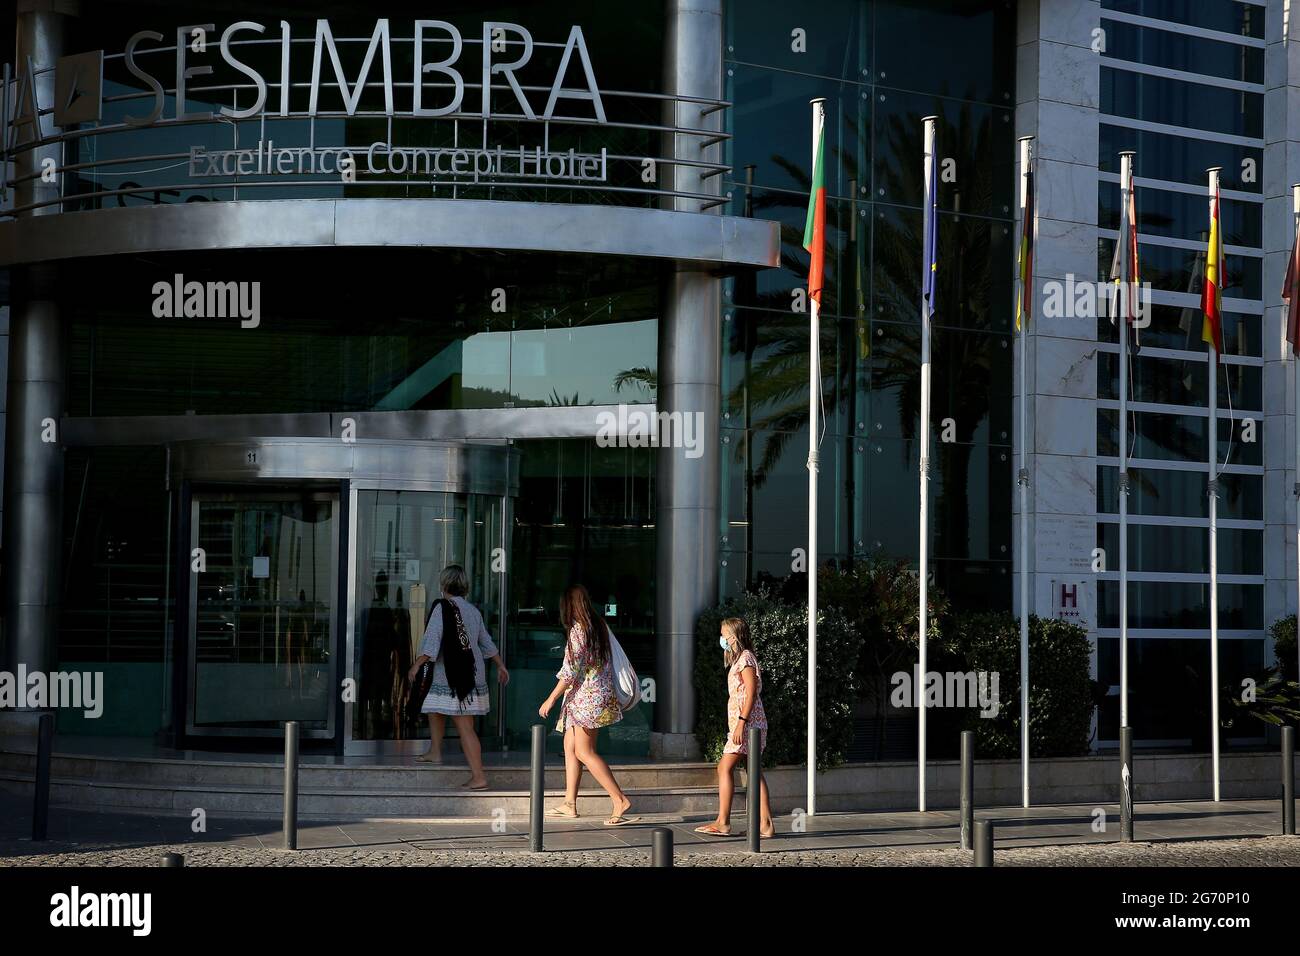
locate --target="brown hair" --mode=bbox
[720,617,754,669]
[560,585,610,666]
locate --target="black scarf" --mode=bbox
[436,598,477,708]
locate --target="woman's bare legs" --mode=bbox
[714,752,774,835]
[451,715,487,787]
[563,724,582,808]
[572,726,630,821]
[418,713,445,762]
[716,752,740,828]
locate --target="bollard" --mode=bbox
[959,730,974,850]
[1120,726,1134,843]
[529,723,545,853]
[32,712,53,842]
[283,720,299,851]
[973,819,994,867]
[747,725,761,853]
[161,852,184,867]
[1283,726,1295,836]
[651,827,673,867]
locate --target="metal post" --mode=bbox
[1283,726,1295,836]
[1120,725,1134,842]
[1206,166,1222,803]
[161,852,184,867]
[918,114,938,813]
[973,819,993,867]
[747,725,762,853]
[32,712,52,841]
[651,827,673,867]
[282,720,298,851]
[959,730,974,849]
[806,97,826,819]
[1118,151,1136,734]
[1017,134,1035,810]
[529,722,545,852]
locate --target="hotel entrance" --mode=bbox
[170,438,516,752]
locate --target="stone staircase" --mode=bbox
[0,748,725,821]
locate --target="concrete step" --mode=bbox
[0,751,718,791]
[0,771,725,820]
[0,748,728,820]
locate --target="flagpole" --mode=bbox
[1206,166,1222,802]
[806,97,826,819]
[919,115,937,813]
[1118,150,1134,736]
[1293,183,1300,694]
[1017,134,1035,809]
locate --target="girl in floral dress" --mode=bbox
[695,617,774,838]
[538,585,636,826]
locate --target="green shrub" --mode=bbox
[1272,615,1297,683]
[941,612,1096,758]
[820,559,946,759]
[694,586,861,770]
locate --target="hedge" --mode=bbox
[938,612,1097,758]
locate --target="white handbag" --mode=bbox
[608,630,640,712]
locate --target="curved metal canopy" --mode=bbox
[0,198,780,269]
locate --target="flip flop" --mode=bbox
[693,824,731,836]
[461,780,490,790]
[414,752,443,764]
[547,805,580,818]
[603,814,640,827]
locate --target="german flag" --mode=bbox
[1016,165,1034,333]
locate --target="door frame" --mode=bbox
[184,487,342,740]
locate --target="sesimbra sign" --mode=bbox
[120,19,606,126]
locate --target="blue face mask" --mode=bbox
[719,636,731,651]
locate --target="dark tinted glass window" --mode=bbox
[1101,68,1263,138]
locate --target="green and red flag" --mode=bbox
[803,102,826,312]
[1201,179,1224,354]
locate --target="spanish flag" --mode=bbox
[1201,179,1224,354]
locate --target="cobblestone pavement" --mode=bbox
[3,834,1298,867]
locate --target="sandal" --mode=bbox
[414,751,443,764]
[547,804,580,818]
[603,814,640,827]
[693,823,731,836]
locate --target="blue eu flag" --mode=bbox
[921,146,938,323]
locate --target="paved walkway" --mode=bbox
[2,794,1296,866]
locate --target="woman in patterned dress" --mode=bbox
[406,565,509,789]
[538,585,636,826]
[695,617,774,838]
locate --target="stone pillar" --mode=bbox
[650,0,723,758]
[1015,0,1103,744]
[2,1,73,676]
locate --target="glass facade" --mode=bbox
[6,0,1291,767]
[721,0,1016,609]
[1096,0,1267,744]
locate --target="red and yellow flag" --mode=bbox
[1201,181,1224,353]
[1283,218,1300,357]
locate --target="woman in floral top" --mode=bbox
[695,617,774,838]
[539,585,636,826]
